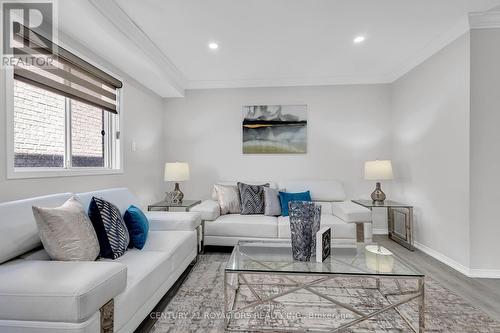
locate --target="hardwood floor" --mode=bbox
[374,235,500,322]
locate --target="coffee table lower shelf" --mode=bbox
[224,270,425,333]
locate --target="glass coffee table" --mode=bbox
[224,241,425,332]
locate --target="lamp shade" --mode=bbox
[164,162,190,182]
[364,160,393,180]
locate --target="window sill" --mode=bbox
[7,168,124,180]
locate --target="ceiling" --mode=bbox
[57,0,500,97]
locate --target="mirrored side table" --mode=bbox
[147,199,201,212]
[147,200,203,253]
[352,199,414,251]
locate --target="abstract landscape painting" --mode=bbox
[242,105,307,154]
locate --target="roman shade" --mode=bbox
[12,23,122,114]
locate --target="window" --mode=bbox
[12,76,121,173]
[7,23,122,177]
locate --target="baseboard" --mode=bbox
[372,228,388,235]
[413,241,471,277]
[408,242,500,279]
[468,269,500,279]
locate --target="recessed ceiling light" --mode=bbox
[353,35,366,44]
[208,42,219,50]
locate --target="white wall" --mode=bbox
[0,35,166,206]
[163,85,392,231]
[391,33,471,270]
[470,28,500,272]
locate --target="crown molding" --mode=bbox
[186,75,393,90]
[469,11,500,29]
[86,0,475,91]
[385,19,470,83]
[187,20,470,90]
[88,0,187,97]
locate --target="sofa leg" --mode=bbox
[355,223,365,242]
[100,299,114,333]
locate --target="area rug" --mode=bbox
[150,253,500,332]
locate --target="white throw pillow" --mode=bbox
[32,197,100,261]
[214,184,241,214]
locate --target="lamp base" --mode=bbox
[166,183,184,204]
[371,182,386,204]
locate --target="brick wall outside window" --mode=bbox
[13,80,105,168]
[71,100,104,167]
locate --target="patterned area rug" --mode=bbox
[150,253,500,332]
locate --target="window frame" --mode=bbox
[5,49,124,180]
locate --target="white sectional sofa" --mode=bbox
[191,180,372,248]
[0,188,201,333]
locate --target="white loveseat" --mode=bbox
[0,188,201,333]
[191,180,372,248]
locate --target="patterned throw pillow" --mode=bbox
[214,184,241,214]
[238,182,269,215]
[88,197,130,259]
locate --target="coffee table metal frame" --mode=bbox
[224,243,425,333]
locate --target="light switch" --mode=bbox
[132,141,137,152]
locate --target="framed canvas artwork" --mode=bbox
[242,104,307,154]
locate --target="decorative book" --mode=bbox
[316,227,331,262]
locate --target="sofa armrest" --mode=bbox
[145,211,201,231]
[190,200,220,221]
[332,201,372,223]
[0,260,127,323]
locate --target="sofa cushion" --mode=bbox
[204,214,278,238]
[145,211,201,231]
[0,260,126,322]
[190,200,220,221]
[32,197,100,261]
[278,215,355,239]
[88,197,129,259]
[332,201,372,222]
[109,250,171,331]
[142,230,197,270]
[0,193,72,264]
[75,188,140,217]
[278,180,346,201]
[316,201,333,215]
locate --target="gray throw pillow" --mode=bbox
[32,197,100,261]
[238,182,269,215]
[214,184,241,214]
[264,187,282,216]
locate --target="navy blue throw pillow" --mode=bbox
[88,197,129,259]
[278,191,312,217]
[124,205,149,250]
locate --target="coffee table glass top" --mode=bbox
[226,241,423,277]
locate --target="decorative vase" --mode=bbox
[289,201,322,261]
[310,204,322,254]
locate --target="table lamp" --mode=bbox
[364,160,393,204]
[164,162,190,203]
